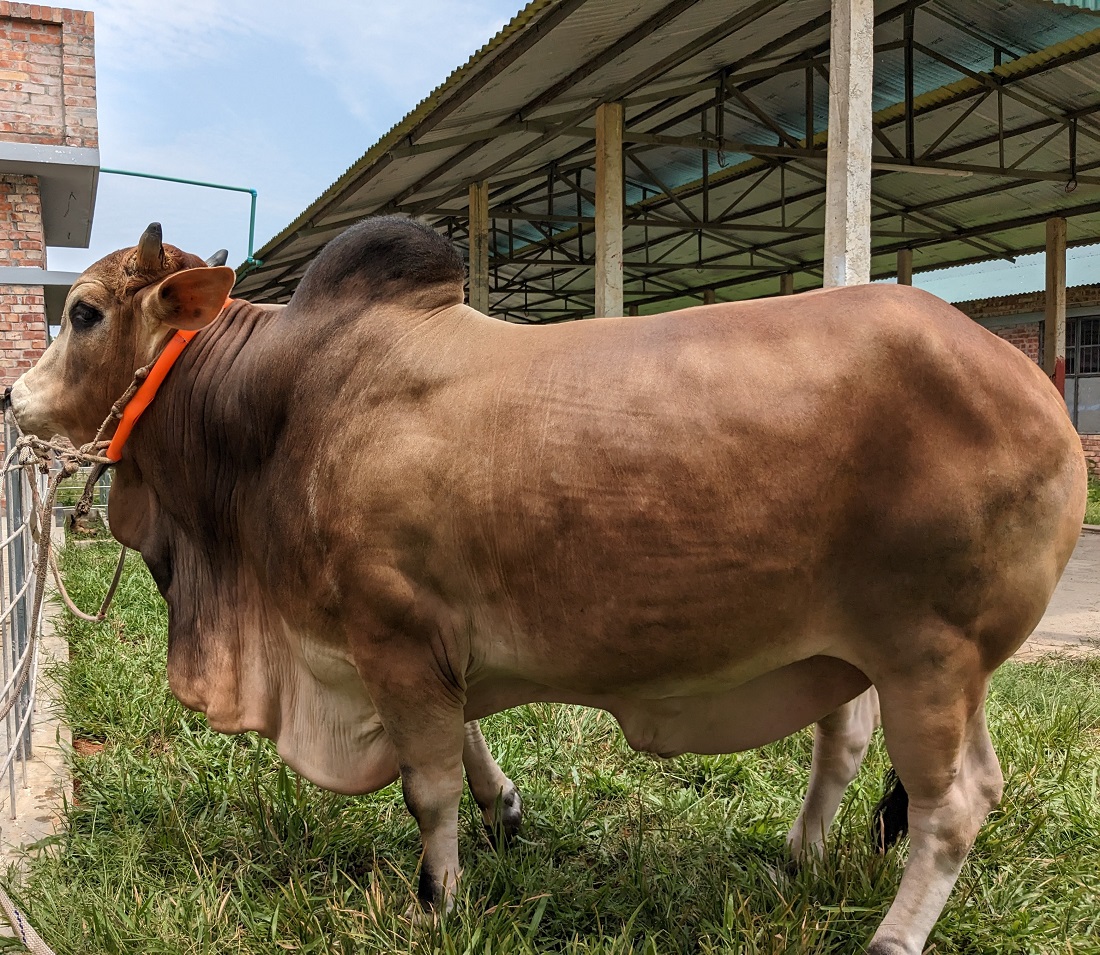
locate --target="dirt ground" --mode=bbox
[1017,529,1100,659]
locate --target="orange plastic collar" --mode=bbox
[105,299,234,463]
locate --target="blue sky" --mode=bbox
[48,0,519,270]
[46,0,1099,304]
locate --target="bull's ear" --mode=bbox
[144,266,236,331]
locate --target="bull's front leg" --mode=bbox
[402,732,465,913]
[362,647,468,914]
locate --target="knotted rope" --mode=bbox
[0,396,141,955]
[0,436,125,730]
[0,359,154,725]
[0,885,56,955]
[0,353,184,953]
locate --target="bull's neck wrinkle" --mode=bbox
[132,300,291,482]
[105,299,234,463]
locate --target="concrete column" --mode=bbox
[468,180,490,314]
[1044,216,1067,396]
[822,0,874,288]
[780,273,795,296]
[896,248,913,286]
[702,289,716,305]
[595,102,624,317]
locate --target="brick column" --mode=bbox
[1,3,99,389]
[0,5,98,148]
[0,172,47,387]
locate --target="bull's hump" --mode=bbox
[291,216,465,313]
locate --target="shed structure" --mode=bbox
[231,0,1100,459]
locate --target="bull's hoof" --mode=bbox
[406,901,441,928]
[871,768,909,854]
[406,864,457,925]
[866,939,914,955]
[783,845,823,878]
[484,784,523,848]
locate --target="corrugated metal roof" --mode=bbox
[235,0,1100,320]
[1049,0,1100,11]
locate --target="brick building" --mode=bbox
[0,2,97,390]
[955,285,1100,474]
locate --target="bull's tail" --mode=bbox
[871,766,909,852]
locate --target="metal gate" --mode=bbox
[0,412,45,818]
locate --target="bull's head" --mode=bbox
[8,224,235,446]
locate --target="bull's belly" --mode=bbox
[178,603,866,794]
[194,636,865,795]
[466,655,869,757]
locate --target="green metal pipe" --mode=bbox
[100,168,263,266]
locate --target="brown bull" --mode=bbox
[8,218,1086,954]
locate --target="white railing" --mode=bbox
[0,412,46,819]
[53,465,111,526]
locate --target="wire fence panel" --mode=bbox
[0,413,46,819]
[54,466,111,526]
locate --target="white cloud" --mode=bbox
[88,0,510,124]
[285,1,510,125]
[48,0,519,272]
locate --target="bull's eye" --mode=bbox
[69,301,104,329]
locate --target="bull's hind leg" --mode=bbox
[787,687,880,864]
[869,678,1003,955]
[463,721,522,845]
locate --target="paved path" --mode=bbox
[1018,529,1100,658]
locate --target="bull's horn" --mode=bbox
[137,222,164,272]
[204,249,229,267]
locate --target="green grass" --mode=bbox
[1087,475,1100,525]
[3,542,1100,954]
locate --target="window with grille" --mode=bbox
[1067,316,1100,434]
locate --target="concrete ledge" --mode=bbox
[0,141,99,248]
[0,268,81,287]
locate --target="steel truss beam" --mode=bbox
[242,0,1100,308]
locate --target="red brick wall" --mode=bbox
[991,322,1040,364]
[0,173,47,387]
[0,288,47,386]
[955,285,1100,321]
[957,288,1100,448]
[0,3,96,148]
[0,172,45,267]
[1083,436,1100,479]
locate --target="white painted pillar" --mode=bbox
[822,0,874,288]
[896,247,913,286]
[595,102,624,317]
[1044,216,1067,396]
[468,180,490,314]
